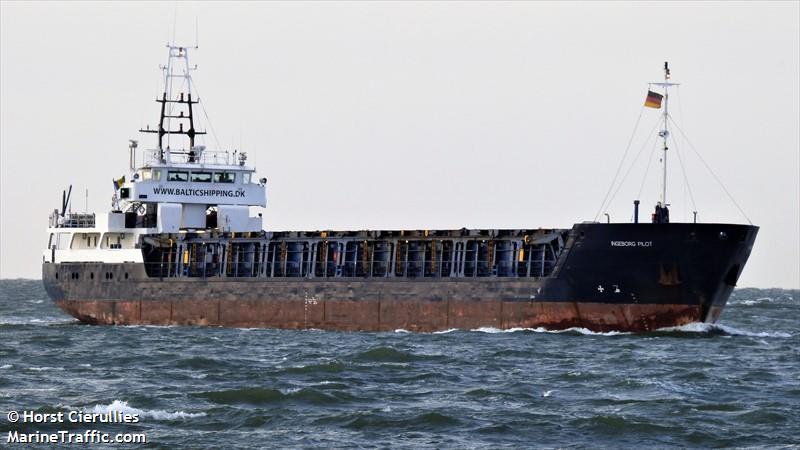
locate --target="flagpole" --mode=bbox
[651,62,679,211]
[662,62,669,207]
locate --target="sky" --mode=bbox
[1,1,798,288]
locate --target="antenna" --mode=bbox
[129,139,138,169]
[63,185,72,216]
[172,3,178,44]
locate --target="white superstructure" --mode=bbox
[44,44,267,265]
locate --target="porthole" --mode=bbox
[124,273,129,280]
[90,273,94,280]
[55,273,58,279]
[110,272,114,280]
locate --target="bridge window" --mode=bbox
[140,169,152,181]
[213,172,235,183]
[191,172,212,183]
[168,171,189,182]
[152,169,162,181]
[242,173,251,184]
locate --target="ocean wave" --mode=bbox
[344,410,460,430]
[655,322,792,338]
[0,317,73,326]
[281,361,347,375]
[91,400,205,420]
[432,328,459,334]
[740,297,774,305]
[736,294,796,305]
[175,356,226,370]
[354,346,440,363]
[196,387,354,405]
[471,326,628,336]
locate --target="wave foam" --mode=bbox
[92,400,205,420]
[656,322,791,338]
[432,328,459,334]
[471,326,627,336]
[741,296,774,305]
[0,317,72,326]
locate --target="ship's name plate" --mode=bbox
[152,186,247,198]
[610,241,653,247]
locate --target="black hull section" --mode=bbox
[42,222,758,332]
[543,223,758,322]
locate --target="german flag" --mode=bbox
[644,90,663,109]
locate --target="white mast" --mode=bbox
[652,62,679,206]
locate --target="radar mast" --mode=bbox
[139,44,207,163]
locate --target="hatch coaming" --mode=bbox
[137,228,570,280]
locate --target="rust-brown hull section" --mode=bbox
[54,298,702,333]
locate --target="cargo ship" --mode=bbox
[42,45,758,332]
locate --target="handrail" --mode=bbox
[50,213,96,229]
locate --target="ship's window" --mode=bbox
[55,273,58,279]
[242,173,251,184]
[168,171,189,182]
[124,273,129,280]
[56,232,71,249]
[140,169,152,181]
[213,172,235,183]
[191,172,212,183]
[90,272,94,280]
[152,169,162,181]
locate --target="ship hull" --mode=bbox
[52,297,702,333]
[42,223,758,333]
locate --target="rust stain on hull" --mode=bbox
[55,299,702,333]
